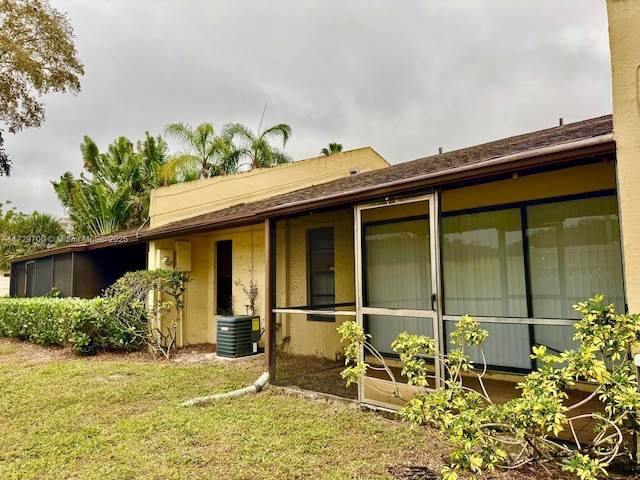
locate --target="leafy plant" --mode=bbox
[235,267,258,316]
[0,269,189,358]
[104,269,190,359]
[339,295,640,480]
[69,331,92,354]
[0,296,111,352]
[52,133,169,237]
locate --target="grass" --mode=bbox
[2,339,634,480]
[0,339,439,480]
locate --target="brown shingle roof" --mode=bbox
[141,115,613,239]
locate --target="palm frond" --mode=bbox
[160,153,199,183]
[260,123,292,146]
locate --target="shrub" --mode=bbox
[0,297,104,351]
[0,269,189,358]
[339,295,640,480]
[104,269,190,359]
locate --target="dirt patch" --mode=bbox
[171,344,267,369]
[388,465,439,480]
[275,352,357,399]
[0,338,267,367]
[0,337,75,364]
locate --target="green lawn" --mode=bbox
[0,339,440,480]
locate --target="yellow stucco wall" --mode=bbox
[148,224,265,347]
[149,148,389,228]
[608,0,640,312]
[441,161,616,212]
[275,208,355,360]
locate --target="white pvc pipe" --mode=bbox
[181,372,270,407]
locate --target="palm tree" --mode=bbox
[320,142,343,156]
[52,133,168,237]
[53,170,133,238]
[222,122,292,170]
[0,210,66,270]
[162,122,237,181]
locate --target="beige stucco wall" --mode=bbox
[275,208,355,360]
[149,148,389,228]
[0,271,9,297]
[608,0,640,313]
[148,223,265,347]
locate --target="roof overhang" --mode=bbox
[9,234,147,264]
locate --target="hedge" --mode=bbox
[0,296,145,354]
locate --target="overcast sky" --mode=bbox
[0,0,612,218]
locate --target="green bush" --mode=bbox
[339,295,640,480]
[104,269,189,359]
[0,296,146,354]
[0,269,189,356]
[0,297,85,346]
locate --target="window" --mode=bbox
[364,217,431,309]
[527,195,624,319]
[308,227,335,321]
[216,240,233,315]
[363,216,433,354]
[443,209,526,317]
[442,193,623,319]
[442,192,624,371]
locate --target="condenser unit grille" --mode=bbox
[216,315,260,358]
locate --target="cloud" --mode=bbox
[1,0,611,217]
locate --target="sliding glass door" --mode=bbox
[355,195,442,407]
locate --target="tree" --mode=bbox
[0,202,66,270]
[104,269,190,359]
[320,142,343,156]
[0,131,10,176]
[0,0,84,175]
[223,122,292,170]
[52,133,168,237]
[162,122,238,181]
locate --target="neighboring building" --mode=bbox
[607,0,640,314]
[9,242,147,298]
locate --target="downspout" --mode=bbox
[181,372,269,407]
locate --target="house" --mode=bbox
[7,0,638,410]
[8,118,625,408]
[129,114,620,407]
